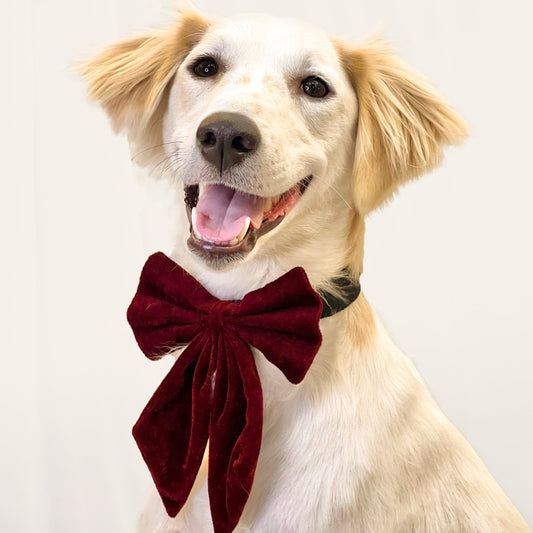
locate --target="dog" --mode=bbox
[80,6,532,532]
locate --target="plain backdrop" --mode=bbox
[1,0,532,531]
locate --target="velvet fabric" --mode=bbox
[127,252,323,533]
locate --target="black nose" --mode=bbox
[196,112,261,172]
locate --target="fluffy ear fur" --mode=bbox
[337,40,468,214]
[78,7,211,167]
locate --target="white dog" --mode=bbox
[80,7,531,532]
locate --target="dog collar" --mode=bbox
[320,269,361,318]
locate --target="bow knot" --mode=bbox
[127,252,323,533]
[207,301,231,332]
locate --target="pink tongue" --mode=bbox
[195,184,267,242]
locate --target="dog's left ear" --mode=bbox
[78,7,212,167]
[337,40,468,214]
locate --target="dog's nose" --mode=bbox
[196,112,260,172]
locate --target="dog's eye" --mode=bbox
[192,57,219,78]
[302,76,329,98]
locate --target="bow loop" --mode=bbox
[127,252,323,533]
[232,266,323,383]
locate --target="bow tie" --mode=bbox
[127,252,323,533]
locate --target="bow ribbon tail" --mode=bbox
[132,333,214,517]
[207,331,263,533]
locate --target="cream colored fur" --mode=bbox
[80,7,531,532]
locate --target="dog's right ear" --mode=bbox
[78,7,212,167]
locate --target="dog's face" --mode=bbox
[80,8,467,276]
[164,14,357,268]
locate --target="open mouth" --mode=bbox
[184,176,313,259]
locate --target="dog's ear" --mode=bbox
[337,39,468,214]
[78,7,211,167]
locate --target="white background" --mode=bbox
[1,0,532,531]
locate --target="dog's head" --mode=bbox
[80,7,466,279]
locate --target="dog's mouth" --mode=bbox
[184,176,312,260]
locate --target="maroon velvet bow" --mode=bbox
[127,252,323,533]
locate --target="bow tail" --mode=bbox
[207,333,263,533]
[132,334,214,517]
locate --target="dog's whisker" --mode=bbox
[131,141,182,163]
[167,153,185,175]
[160,158,179,176]
[152,151,181,176]
[165,158,185,181]
[326,183,353,209]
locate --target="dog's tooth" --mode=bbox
[236,217,251,241]
[191,207,202,239]
[199,183,205,197]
